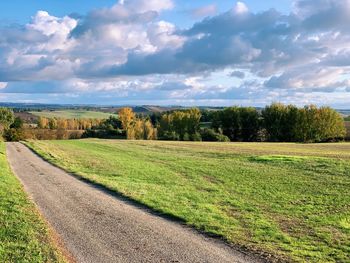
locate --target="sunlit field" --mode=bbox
[26,139,350,262]
[30,110,117,120]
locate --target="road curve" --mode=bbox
[6,142,263,263]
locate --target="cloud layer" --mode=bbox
[0,0,350,106]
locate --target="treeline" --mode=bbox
[0,109,99,141]
[85,104,346,143]
[37,117,102,130]
[84,108,157,140]
[209,104,346,142]
[1,104,347,143]
[261,104,345,142]
[210,104,345,142]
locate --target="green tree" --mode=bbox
[262,103,288,142]
[158,108,202,141]
[212,107,240,141]
[10,117,24,129]
[239,107,260,141]
[212,107,260,141]
[48,118,58,130]
[0,108,15,134]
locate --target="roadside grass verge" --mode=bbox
[25,139,350,262]
[0,142,66,262]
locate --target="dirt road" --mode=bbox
[6,142,263,263]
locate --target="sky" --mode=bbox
[0,0,350,108]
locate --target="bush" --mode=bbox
[161,131,180,141]
[216,134,230,142]
[183,133,190,141]
[201,128,230,142]
[3,128,24,142]
[191,132,202,141]
[82,129,124,139]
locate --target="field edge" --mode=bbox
[2,142,71,263]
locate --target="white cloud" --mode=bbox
[123,0,174,13]
[234,2,249,15]
[0,82,8,89]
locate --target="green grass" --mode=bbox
[0,142,66,262]
[26,139,350,262]
[30,110,117,119]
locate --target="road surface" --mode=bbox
[6,142,264,263]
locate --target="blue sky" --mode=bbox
[1,1,291,24]
[0,0,349,107]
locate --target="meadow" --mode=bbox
[0,142,65,262]
[26,139,350,262]
[30,110,117,119]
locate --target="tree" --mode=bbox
[187,108,202,135]
[158,114,174,138]
[158,108,202,141]
[0,107,15,134]
[133,119,144,140]
[262,103,287,142]
[4,116,24,142]
[48,118,58,130]
[213,107,240,141]
[119,108,135,131]
[57,118,68,130]
[295,105,346,142]
[143,119,156,140]
[239,107,260,141]
[212,107,260,141]
[10,117,24,129]
[38,117,49,129]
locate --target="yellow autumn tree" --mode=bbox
[118,108,135,131]
[38,117,49,129]
[143,119,156,140]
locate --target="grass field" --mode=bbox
[30,110,117,119]
[0,142,65,262]
[26,139,350,262]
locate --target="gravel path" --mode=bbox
[7,142,264,263]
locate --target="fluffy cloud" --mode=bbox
[0,0,349,106]
[234,2,249,15]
